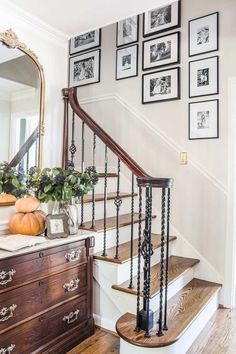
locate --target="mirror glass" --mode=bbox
[0,41,41,170]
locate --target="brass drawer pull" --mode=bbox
[0,270,16,286]
[63,278,80,292]
[63,308,80,324]
[0,344,15,354]
[0,304,17,322]
[65,250,81,262]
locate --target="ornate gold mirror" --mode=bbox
[0,29,45,206]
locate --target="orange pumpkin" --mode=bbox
[0,194,16,204]
[9,210,46,236]
[15,196,40,213]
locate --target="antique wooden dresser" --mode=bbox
[0,234,95,354]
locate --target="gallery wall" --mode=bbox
[74,0,236,304]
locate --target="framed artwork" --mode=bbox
[189,12,219,57]
[189,99,219,140]
[69,49,101,88]
[116,15,139,47]
[116,44,138,80]
[189,56,219,98]
[142,67,180,104]
[69,29,101,55]
[46,214,69,239]
[142,31,180,70]
[143,0,181,37]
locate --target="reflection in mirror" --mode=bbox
[0,41,41,171]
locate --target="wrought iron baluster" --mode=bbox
[91,133,96,229]
[128,172,135,289]
[26,150,29,173]
[69,112,77,169]
[114,158,122,259]
[102,145,108,257]
[80,121,85,227]
[163,188,171,330]
[35,138,38,166]
[157,188,166,337]
[135,186,142,332]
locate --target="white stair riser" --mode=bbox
[119,291,220,354]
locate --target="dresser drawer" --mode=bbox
[0,263,88,333]
[0,239,87,293]
[0,295,89,354]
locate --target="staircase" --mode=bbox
[62,87,222,354]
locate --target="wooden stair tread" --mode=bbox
[94,235,177,264]
[79,213,156,232]
[98,172,118,178]
[83,192,137,204]
[116,278,221,348]
[112,256,200,297]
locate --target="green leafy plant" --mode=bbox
[27,166,98,203]
[0,162,26,197]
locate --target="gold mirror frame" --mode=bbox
[0,28,45,169]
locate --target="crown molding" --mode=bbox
[1,0,69,46]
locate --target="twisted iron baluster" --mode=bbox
[157,188,166,337]
[128,173,135,289]
[102,145,108,257]
[35,138,38,166]
[69,112,77,169]
[91,133,96,229]
[26,150,29,173]
[114,158,122,259]
[80,121,85,227]
[163,188,171,330]
[135,187,142,332]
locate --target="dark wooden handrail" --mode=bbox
[62,87,173,188]
[9,127,39,167]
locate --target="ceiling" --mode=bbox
[8,0,172,37]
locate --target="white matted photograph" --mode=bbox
[116,44,138,80]
[143,0,181,37]
[116,16,139,47]
[142,67,180,104]
[69,29,101,55]
[189,56,219,98]
[143,32,180,70]
[189,12,218,56]
[189,99,219,140]
[69,49,101,87]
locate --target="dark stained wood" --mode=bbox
[112,256,200,297]
[79,213,156,232]
[62,93,69,169]
[116,278,221,348]
[97,172,118,178]
[94,235,177,264]
[83,192,137,204]
[68,328,119,354]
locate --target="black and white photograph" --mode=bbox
[189,12,218,56]
[143,0,181,37]
[69,29,101,55]
[69,49,101,87]
[116,16,139,47]
[189,100,219,140]
[143,32,180,70]
[189,56,219,98]
[142,67,180,104]
[116,44,138,80]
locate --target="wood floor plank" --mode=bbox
[94,235,177,264]
[116,278,221,348]
[79,213,156,232]
[112,256,199,297]
[83,192,137,204]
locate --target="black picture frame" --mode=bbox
[69,49,101,88]
[116,44,138,81]
[189,55,219,98]
[69,29,101,55]
[116,15,139,48]
[188,99,219,140]
[142,31,180,71]
[143,0,181,38]
[142,66,180,104]
[188,12,219,57]
[46,213,69,239]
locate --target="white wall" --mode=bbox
[74,0,236,299]
[0,96,10,161]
